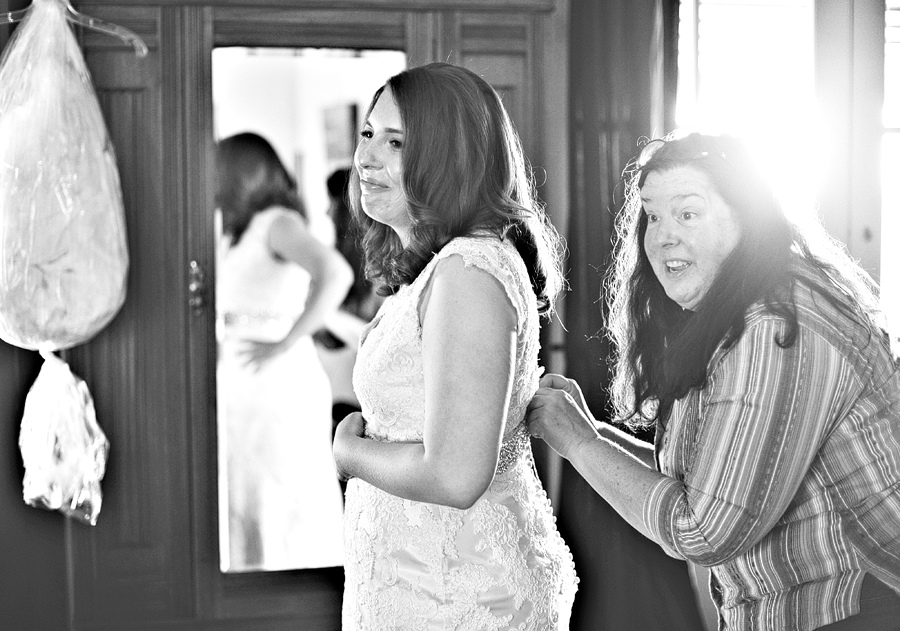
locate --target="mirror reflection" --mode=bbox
[212,47,406,573]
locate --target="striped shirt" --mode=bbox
[643,281,900,631]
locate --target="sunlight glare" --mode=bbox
[882,135,900,352]
[675,0,817,224]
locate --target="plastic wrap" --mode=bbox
[19,352,109,526]
[0,0,129,352]
[0,0,129,525]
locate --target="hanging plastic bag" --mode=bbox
[0,0,129,348]
[0,0,130,524]
[19,352,109,525]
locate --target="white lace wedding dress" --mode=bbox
[342,235,578,630]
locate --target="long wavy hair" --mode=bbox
[216,132,306,245]
[348,62,563,315]
[606,132,883,429]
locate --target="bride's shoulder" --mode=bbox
[437,233,517,265]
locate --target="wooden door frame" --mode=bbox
[191,8,420,626]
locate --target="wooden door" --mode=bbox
[66,4,202,627]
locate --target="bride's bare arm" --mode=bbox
[333,254,515,509]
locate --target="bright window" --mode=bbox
[676,0,815,219]
[677,0,899,347]
[883,1,900,347]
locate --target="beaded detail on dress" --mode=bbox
[496,422,531,474]
[343,235,577,631]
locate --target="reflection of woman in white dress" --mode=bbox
[215,132,353,572]
[333,63,577,630]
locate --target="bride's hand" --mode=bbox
[333,412,366,481]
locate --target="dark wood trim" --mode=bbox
[212,7,407,49]
[191,5,346,627]
[181,2,218,620]
[75,0,556,12]
[404,10,439,67]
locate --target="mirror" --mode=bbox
[212,47,406,573]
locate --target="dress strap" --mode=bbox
[412,235,532,335]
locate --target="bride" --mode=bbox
[333,62,578,630]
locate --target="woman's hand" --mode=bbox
[526,373,600,461]
[529,373,663,542]
[539,372,593,418]
[235,338,289,371]
[333,411,367,481]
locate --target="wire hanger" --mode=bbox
[2,0,148,58]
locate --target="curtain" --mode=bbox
[560,0,704,628]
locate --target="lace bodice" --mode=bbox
[354,236,538,448]
[343,235,577,631]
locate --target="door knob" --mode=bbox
[188,260,206,316]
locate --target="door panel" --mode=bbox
[67,5,196,626]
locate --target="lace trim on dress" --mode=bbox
[416,236,529,336]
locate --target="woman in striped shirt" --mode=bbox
[527,132,900,630]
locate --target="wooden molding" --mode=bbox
[77,0,557,12]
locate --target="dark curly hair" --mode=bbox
[607,131,883,429]
[348,62,563,315]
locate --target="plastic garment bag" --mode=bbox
[0,0,132,525]
[0,0,129,347]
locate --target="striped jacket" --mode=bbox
[643,281,900,631]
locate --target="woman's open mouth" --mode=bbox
[665,260,691,274]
